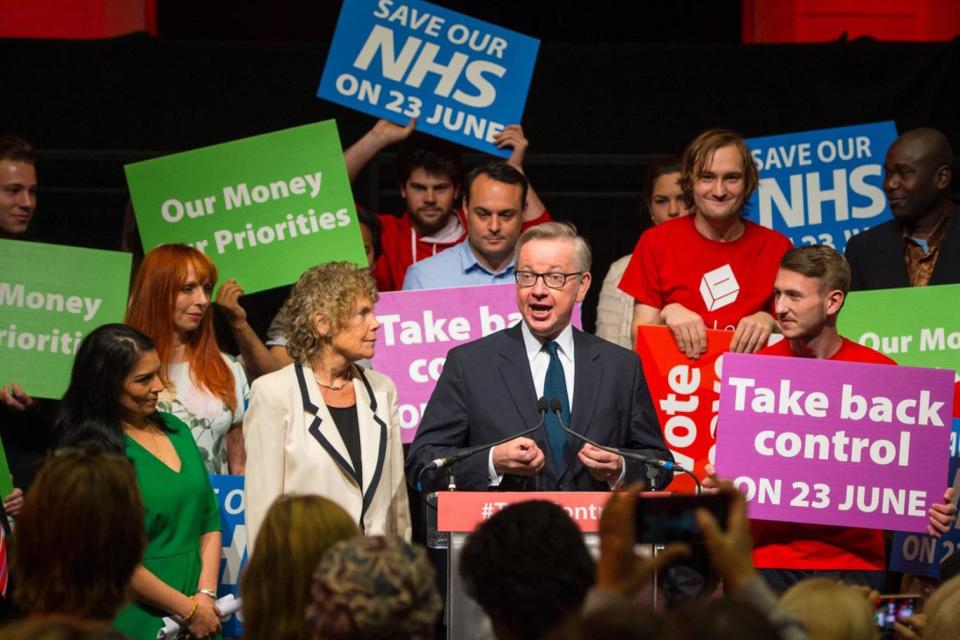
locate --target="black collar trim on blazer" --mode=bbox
[294,362,387,532]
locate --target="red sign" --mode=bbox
[635,326,733,493]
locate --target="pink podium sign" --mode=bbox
[373,283,580,442]
[715,353,953,533]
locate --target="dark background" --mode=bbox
[4,1,958,333]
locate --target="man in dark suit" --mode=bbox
[845,127,960,290]
[406,221,672,493]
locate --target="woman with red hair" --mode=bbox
[126,244,249,474]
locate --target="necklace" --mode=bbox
[315,372,351,391]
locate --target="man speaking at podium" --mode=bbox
[406,222,672,493]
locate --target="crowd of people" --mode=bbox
[0,114,959,640]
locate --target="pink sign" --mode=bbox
[716,353,953,533]
[373,283,581,442]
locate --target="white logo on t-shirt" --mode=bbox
[699,264,739,311]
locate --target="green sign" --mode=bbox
[124,120,365,294]
[0,240,131,399]
[841,284,960,372]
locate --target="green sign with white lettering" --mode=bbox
[0,239,131,399]
[124,120,365,294]
[841,283,960,372]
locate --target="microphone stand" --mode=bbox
[417,398,548,550]
[548,399,702,494]
[416,398,549,492]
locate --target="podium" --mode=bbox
[434,491,661,639]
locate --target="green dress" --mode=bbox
[115,412,221,640]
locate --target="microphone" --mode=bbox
[548,398,677,471]
[424,398,548,471]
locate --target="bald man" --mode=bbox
[845,127,960,289]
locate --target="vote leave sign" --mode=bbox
[634,326,732,493]
[716,354,953,533]
[318,0,540,155]
[372,283,580,442]
[746,121,897,253]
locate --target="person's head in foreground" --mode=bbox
[308,535,441,640]
[460,500,595,640]
[779,577,877,640]
[242,494,360,640]
[13,451,145,622]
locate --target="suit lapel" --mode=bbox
[558,330,602,481]
[355,367,387,525]
[884,221,911,288]
[932,207,960,285]
[296,363,360,487]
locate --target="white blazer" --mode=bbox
[244,362,410,545]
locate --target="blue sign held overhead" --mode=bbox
[212,474,248,637]
[318,0,540,156]
[746,122,898,253]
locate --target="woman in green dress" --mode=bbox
[55,324,223,640]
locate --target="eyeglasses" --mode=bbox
[514,270,583,290]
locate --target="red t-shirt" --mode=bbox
[618,215,792,330]
[373,212,466,292]
[373,208,553,292]
[751,337,897,571]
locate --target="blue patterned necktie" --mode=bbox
[543,341,570,467]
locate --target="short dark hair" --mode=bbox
[13,451,145,620]
[395,135,463,186]
[779,245,851,296]
[55,323,166,454]
[0,135,36,165]
[463,161,529,209]
[644,156,683,208]
[460,501,595,640]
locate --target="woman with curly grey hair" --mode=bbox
[243,262,410,545]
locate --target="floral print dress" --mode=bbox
[157,354,249,474]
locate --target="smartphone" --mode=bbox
[633,493,731,543]
[875,595,920,632]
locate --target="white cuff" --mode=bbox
[488,448,504,487]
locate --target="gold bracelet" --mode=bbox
[181,595,199,623]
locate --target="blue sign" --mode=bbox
[889,418,960,578]
[212,474,247,637]
[318,0,540,156]
[746,122,898,253]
